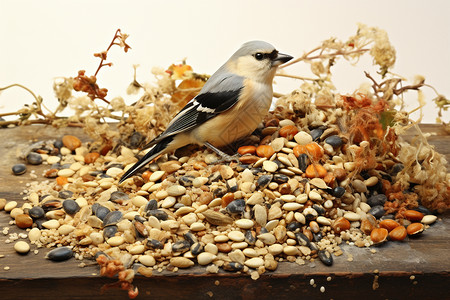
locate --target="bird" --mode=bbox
[119,40,293,183]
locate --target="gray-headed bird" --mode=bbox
[119,41,293,183]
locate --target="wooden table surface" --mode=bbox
[0,124,448,300]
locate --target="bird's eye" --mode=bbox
[254,53,264,61]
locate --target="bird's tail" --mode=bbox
[119,136,174,183]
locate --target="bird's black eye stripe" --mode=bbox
[268,50,278,60]
[254,50,279,61]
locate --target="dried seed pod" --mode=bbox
[389,226,407,241]
[370,228,388,244]
[202,210,233,226]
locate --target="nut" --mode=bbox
[388,226,407,241]
[370,228,388,244]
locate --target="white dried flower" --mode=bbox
[110,97,126,111]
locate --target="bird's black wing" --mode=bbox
[142,72,244,149]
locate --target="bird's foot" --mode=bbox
[212,153,240,164]
[204,142,240,164]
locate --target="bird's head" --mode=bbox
[226,41,293,84]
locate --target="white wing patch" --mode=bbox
[194,100,215,113]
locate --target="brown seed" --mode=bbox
[360,219,374,235]
[216,243,232,253]
[265,118,279,127]
[406,223,424,236]
[379,219,400,232]
[221,193,235,208]
[370,228,388,244]
[278,183,291,195]
[84,152,100,164]
[100,143,113,156]
[331,217,350,233]
[333,168,347,181]
[260,135,273,145]
[256,145,275,158]
[323,173,336,186]
[81,174,96,182]
[237,146,257,156]
[44,169,59,178]
[302,228,313,242]
[15,214,33,229]
[62,135,81,151]
[239,155,260,164]
[404,210,424,222]
[198,192,213,205]
[389,226,407,241]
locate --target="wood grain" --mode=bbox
[0,124,448,300]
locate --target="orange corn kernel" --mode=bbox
[293,142,323,160]
[279,125,299,140]
[238,145,257,156]
[256,145,275,158]
[141,170,153,182]
[305,164,327,178]
[305,142,323,160]
[84,152,100,164]
[293,145,307,157]
[56,176,69,186]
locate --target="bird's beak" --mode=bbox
[272,53,293,66]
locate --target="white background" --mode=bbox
[1,0,449,123]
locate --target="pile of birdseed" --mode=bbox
[2,90,449,297]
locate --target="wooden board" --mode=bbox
[0,124,449,300]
